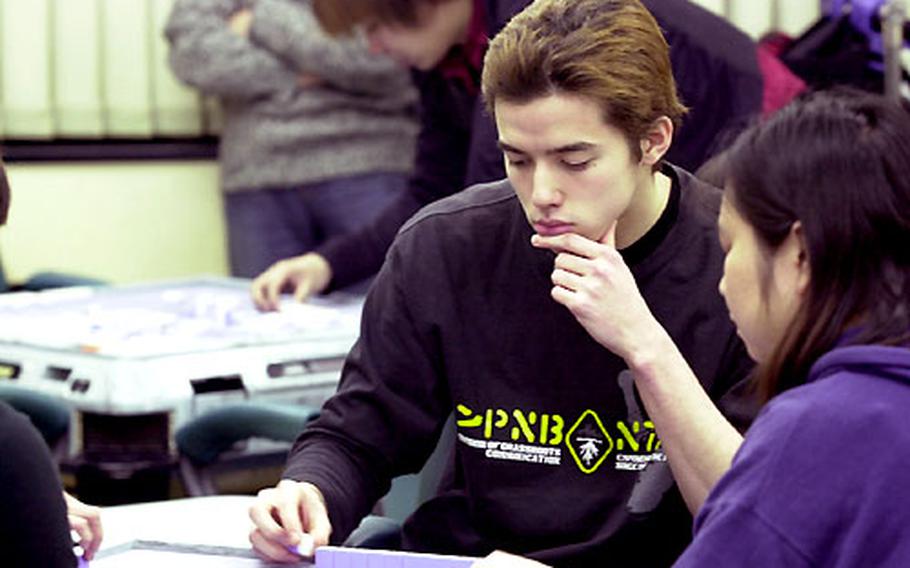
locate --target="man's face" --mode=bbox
[364,0,471,70]
[495,93,648,242]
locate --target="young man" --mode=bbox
[248,1,753,565]
[250,0,766,308]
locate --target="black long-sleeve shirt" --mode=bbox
[0,402,75,567]
[316,0,763,290]
[286,166,755,566]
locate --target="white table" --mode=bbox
[100,495,256,550]
[0,278,361,464]
[92,496,477,568]
[90,495,274,567]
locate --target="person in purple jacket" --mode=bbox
[675,89,910,567]
[249,0,769,309]
[476,89,910,567]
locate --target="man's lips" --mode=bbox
[533,221,574,236]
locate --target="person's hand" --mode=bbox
[249,479,332,563]
[472,551,551,567]
[251,253,333,311]
[228,8,253,38]
[64,492,103,561]
[531,223,663,362]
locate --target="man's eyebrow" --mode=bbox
[497,141,598,155]
[497,141,526,154]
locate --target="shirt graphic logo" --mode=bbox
[455,404,564,445]
[565,410,614,474]
[455,395,667,480]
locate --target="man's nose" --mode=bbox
[531,167,562,208]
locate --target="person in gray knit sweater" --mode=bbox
[165,0,418,278]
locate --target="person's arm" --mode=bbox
[316,74,473,289]
[315,189,424,289]
[164,0,298,100]
[619,328,746,512]
[248,0,414,97]
[531,231,745,513]
[249,175,423,308]
[250,73,480,307]
[0,403,77,567]
[284,239,451,537]
[251,235,451,555]
[250,72,473,306]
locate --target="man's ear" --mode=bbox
[639,116,673,168]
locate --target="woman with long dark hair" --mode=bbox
[674,89,910,565]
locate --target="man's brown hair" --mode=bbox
[0,159,9,226]
[481,0,687,160]
[312,0,448,36]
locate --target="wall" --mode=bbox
[0,161,227,285]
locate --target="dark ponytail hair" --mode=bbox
[725,89,910,402]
